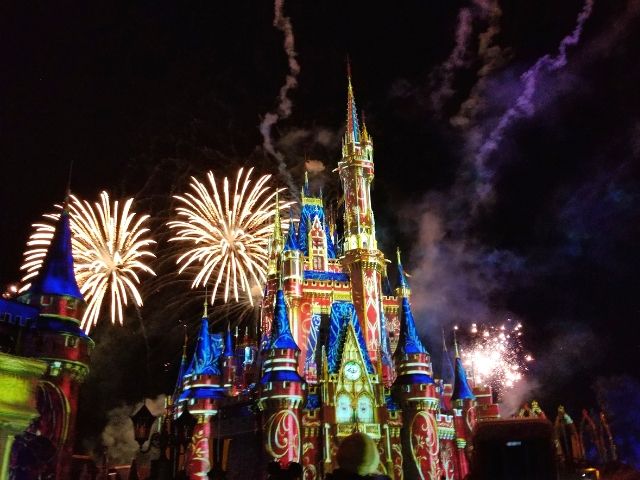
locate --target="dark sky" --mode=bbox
[1,0,640,456]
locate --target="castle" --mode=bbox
[170,74,500,480]
[0,208,93,479]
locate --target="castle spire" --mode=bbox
[273,191,283,242]
[345,63,360,146]
[394,250,427,356]
[27,208,83,300]
[185,302,220,376]
[451,328,474,401]
[173,325,189,396]
[267,192,284,276]
[268,289,299,350]
[441,327,454,386]
[283,210,299,252]
[395,247,411,297]
[224,322,234,357]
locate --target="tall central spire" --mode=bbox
[346,62,360,146]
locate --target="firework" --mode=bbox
[168,167,287,306]
[21,192,156,332]
[458,319,531,392]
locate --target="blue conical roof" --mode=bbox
[283,213,299,252]
[268,290,299,350]
[224,324,234,357]
[185,317,221,376]
[395,297,427,356]
[451,357,475,401]
[28,209,83,299]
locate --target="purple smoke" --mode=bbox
[474,0,595,200]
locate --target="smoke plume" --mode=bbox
[259,0,300,193]
[473,0,595,201]
[429,8,474,114]
[101,395,166,465]
[450,0,508,129]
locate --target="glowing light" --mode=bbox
[21,192,156,332]
[459,319,531,392]
[168,168,287,306]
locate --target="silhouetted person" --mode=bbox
[266,461,302,480]
[326,432,390,480]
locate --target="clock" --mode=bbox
[343,361,362,381]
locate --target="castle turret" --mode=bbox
[17,205,93,479]
[258,288,304,468]
[222,323,236,388]
[261,197,285,351]
[338,70,385,364]
[282,209,303,352]
[451,332,475,479]
[178,304,225,479]
[392,249,439,480]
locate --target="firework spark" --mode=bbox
[21,192,156,332]
[168,167,287,306]
[458,319,531,392]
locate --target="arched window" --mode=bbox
[357,395,374,423]
[336,393,353,423]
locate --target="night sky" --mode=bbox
[1,0,640,462]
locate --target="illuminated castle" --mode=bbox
[171,74,500,480]
[0,207,92,479]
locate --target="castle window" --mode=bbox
[14,315,22,325]
[41,296,51,306]
[67,299,76,310]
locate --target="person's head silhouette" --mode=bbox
[336,432,379,476]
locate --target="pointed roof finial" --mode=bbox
[453,326,460,358]
[65,159,74,207]
[274,191,282,239]
[303,171,310,196]
[203,285,209,318]
[395,247,410,296]
[345,59,360,145]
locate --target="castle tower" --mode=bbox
[178,306,225,479]
[282,208,304,352]
[451,335,475,479]
[338,71,385,363]
[258,289,304,468]
[261,199,285,350]
[392,250,440,480]
[16,206,93,479]
[222,323,236,388]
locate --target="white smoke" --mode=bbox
[259,0,300,193]
[101,395,166,465]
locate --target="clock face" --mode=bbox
[343,361,362,381]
